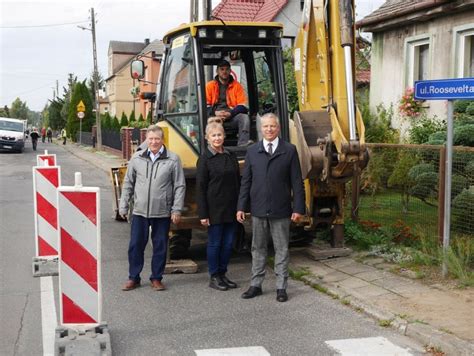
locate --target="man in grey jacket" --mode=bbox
[237,113,305,302]
[120,125,186,291]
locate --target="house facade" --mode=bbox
[105,40,148,118]
[358,0,474,131]
[134,40,164,120]
[212,0,303,45]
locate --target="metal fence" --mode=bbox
[75,131,93,146]
[102,129,122,151]
[349,143,474,241]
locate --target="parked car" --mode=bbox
[0,117,26,152]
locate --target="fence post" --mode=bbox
[438,146,446,245]
[140,128,147,146]
[122,127,133,160]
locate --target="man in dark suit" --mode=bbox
[237,113,305,302]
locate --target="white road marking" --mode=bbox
[195,346,271,356]
[40,276,57,356]
[325,336,413,355]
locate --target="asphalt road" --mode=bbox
[1,140,425,356]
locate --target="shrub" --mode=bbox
[364,104,399,143]
[426,131,446,145]
[453,124,474,146]
[453,100,473,114]
[138,113,144,122]
[466,102,474,116]
[452,187,474,234]
[399,87,424,119]
[129,110,136,123]
[408,116,446,144]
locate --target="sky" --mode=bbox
[0,0,385,112]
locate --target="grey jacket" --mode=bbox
[119,147,186,218]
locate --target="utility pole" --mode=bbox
[91,8,102,150]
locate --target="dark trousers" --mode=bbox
[207,222,236,276]
[128,215,171,282]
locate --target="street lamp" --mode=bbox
[78,7,102,150]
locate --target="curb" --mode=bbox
[300,274,474,356]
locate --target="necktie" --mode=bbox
[268,142,273,155]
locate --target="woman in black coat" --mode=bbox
[196,122,240,291]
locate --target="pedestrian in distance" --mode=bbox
[206,59,252,147]
[237,113,305,302]
[60,128,67,145]
[41,127,46,143]
[47,127,53,143]
[30,127,40,151]
[196,121,241,291]
[119,124,186,292]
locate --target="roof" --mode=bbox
[108,40,147,54]
[356,70,370,86]
[140,39,164,57]
[212,0,288,22]
[357,0,474,32]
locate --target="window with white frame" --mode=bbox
[453,25,474,78]
[404,35,431,88]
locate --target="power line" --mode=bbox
[0,20,88,29]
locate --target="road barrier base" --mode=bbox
[54,323,111,356]
[32,257,58,277]
[304,247,352,261]
[165,259,198,274]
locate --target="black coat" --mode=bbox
[237,140,305,218]
[196,148,240,224]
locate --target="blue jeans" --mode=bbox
[207,222,236,276]
[128,215,171,282]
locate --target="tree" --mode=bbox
[120,112,128,127]
[0,105,10,117]
[129,110,136,123]
[66,80,93,140]
[10,98,29,121]
[87,71,104,108]
[112,115,120,131]
[48,98,65,130]
[284,47,299,116]
[146,110,152,123]
[138,113,144,122]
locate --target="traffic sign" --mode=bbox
[77,100,86,112]
[414,78,474,100]
[77,111,85,119]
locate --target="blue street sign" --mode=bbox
[414,78,474,100]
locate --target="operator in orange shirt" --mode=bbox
[205,59,252,146]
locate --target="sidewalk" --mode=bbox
[61,142,473,356]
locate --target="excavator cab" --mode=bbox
[134,21,289,160]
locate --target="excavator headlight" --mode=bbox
[258,29,267,38]
[215,30,224,39]
[198,28,207,38]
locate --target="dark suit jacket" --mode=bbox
[237,140,305,218]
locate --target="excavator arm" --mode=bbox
[291,0,368,246]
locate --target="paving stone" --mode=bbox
[353,270,386,282]
[351,284,391,298]
[362,257,386,267]
[334,277,371,290]
[372,276,420,296]
[337,263,375,275]
[322,257,354,269]
[321,271,350,283]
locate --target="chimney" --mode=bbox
[144,38,150,45]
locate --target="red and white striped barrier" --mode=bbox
[37,150,57,166]
[58,172,102,327]
[33,163,61,257]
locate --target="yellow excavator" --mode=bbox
[117,0,368,257]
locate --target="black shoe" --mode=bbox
[220,274,237,288]
[276,289,288,302]
[241,286,262,299]
[209,276,228,291]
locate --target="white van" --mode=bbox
[0,117,26,152]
